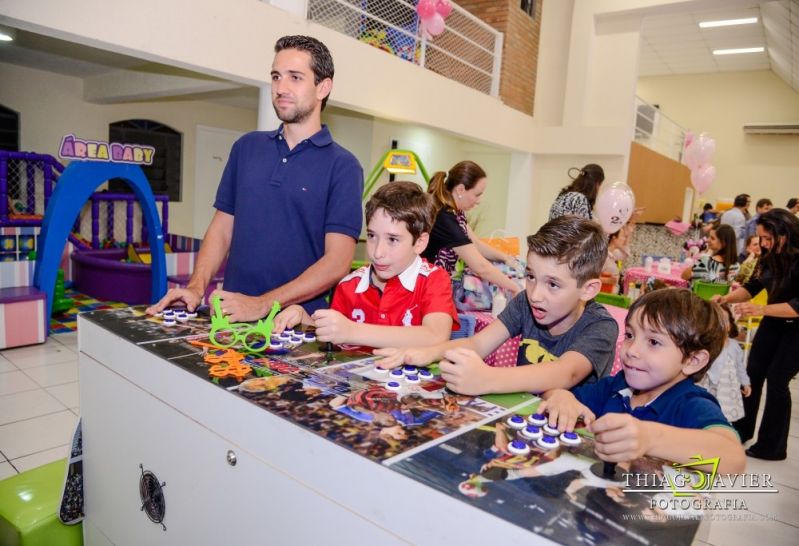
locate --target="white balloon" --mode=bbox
[595,181,635,234]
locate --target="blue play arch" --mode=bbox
[33,162,167,318]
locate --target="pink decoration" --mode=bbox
[683,132,716,170]
[665,220,690,236]
[684,130,695,149]
[595,181,636,234]
[426,12,446,36]
[416,0,436,20]
[690,164,716,195]
[436,0,453,18]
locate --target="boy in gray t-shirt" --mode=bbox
[376,216,618,396]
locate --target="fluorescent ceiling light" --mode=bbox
[0,26,16,42]
[699,17,758,28]
[713,47,765,55]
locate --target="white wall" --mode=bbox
[324,112,513,237]
[637,70,799,212]
[0,61,257,236]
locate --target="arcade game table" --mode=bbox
[76,307,706,545]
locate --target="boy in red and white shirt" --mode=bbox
[274,181,458,349]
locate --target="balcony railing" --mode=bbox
[306,0,503,96]
[633,96,686,161]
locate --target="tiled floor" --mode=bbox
[1,332,798,545]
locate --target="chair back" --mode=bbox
[692,281,729,301]
[594,292,631,309]
[451,313,476,339]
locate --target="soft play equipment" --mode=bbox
[0,459,82,546]
[34,162,166,317]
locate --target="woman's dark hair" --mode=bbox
[559,164,605,206]
[712,224,738,276]
[755,208,799,295]
[427,160,486,215]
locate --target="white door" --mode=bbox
[193,126,244,239]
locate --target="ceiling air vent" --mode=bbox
[743,123,799,135]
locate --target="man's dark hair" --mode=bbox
[787,197,798,210]
[756,198,772,210]
[734,193,750,208]
[365,181,434,243]
[627,289,726,381]
[526,216,607,285]
[275,35,335,110]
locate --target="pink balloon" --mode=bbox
[436,0,453,18]
[419,19,433,40]
[683,132,716,171]
[690,165,716,195]
[426,12,446,36]
[695,135,716,165]
[683,141,700,170]
[595,181,636,234]
[684,131,695,149]
[416,0,436,20]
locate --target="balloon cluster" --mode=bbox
[417,0,452,39]
[683,132,716,195]
[595,181,636,235]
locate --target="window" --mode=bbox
[108,119,182,201]
[521,0,536,18]
[0,105,20,151]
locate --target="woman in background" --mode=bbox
[715,209,799,460]
[736,234,761,285]
[424,161,522,297]
[682,224,739,284]
[548,163,605,220]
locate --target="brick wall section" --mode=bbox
[457,0,542,115]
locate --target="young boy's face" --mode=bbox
[524,253,595,336]
[621,309,693,393]
[366,208,428,285]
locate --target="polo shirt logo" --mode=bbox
[352,309,365,323]
[402,308,413,326]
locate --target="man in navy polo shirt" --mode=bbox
[149,35,363,321]
[538,289,746,474]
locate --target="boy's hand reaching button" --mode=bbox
[439,348,491,396]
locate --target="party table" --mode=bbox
[623,262,690,292]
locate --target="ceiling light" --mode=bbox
[0,25,16,42]
[699,17,758,28]
[713,47,765,55]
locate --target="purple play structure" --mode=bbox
[0,151,62,226]
[70,248,156,304]
[1,151,178,305]
[80,192,168,249]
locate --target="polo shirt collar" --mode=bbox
[266,124,332,147]
[613,375,696,416]
[355,256,423,294]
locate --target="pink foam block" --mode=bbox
[0,287,47,349]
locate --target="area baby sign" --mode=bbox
[58,134,155,165]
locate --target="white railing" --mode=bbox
[633,96,686,161]
[306,0,503,96]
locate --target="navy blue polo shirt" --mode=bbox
[571,374,732,430]
[214,126,363,313]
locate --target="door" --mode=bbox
[193,126,244,239]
